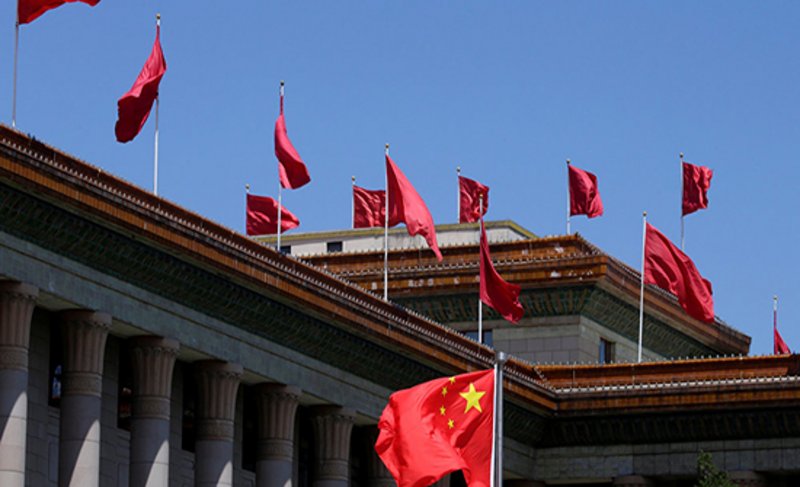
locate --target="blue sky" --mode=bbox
[2,1,799,356]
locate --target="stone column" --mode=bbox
[129,336,180,487]
[194,360,242,487]
[0,281,38,487]
[728,471,767,487]
[310,406,355,487]
[255,383,300,487]
[362,426,394,487]
[612,475,653,487]
[58,310,112,487]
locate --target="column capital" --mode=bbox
[194,360,242,441]
[255,383,301,462]
[0,281,38,369]
[129,336,179,419]
[59,310,111,397]
[613,475,654,487]
[311,405,356,483]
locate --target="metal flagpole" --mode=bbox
[638,211,647,363]
[12,17,19,128]
[384,143,390,301]
[680,152,685,250]
[456,166,461,222]
[351,176,356,229]
[478,196,484,344]
[277,81,284,251]
[566,159,571,235]
[774,295,778,339]
[153,14,161,195]
[492,350,507,487]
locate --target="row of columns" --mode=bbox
[0,281,363,487]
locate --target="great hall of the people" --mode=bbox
[0,124,798,487]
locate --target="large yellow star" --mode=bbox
[449,376,456,385]
[440,405,446,416]
[459,382,486,414]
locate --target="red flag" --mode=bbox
[245,194,299,236]
[459,176,489,224]
[774,304,791,355]
[568,164,603,218]
[115,24,166,143]
[275,94,311,189]
[386,154,442,261]
[18,0,99,24]
[644,223,714,322]
[480,220,524,323]
[682,161,713,216]
[376,369,494,487]
[353,185,386,229]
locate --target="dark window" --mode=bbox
[464,329,493,347]
[599,338,615,364]
[326,241,343,253]
[48,322,63,408]
[280,245,291,255]
[117,342,133,431]
[181,363,196,452]
[241,386,257,472]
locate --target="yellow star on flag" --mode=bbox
[459,382,486,413]
[449,376,456,384]
[447,419,455,429]
[441,386,448,397]
[439,405,446,416]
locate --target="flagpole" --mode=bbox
[384,143,390,301]
[492,350,507,487]
[478,195,484,344]
[277,81,285,251]
[151,14,161,195]
[774,294,778,340]
[12,18,19,128]
[351,176,356,229]
[456,166,461,222]
[638,211,647,363]
[566,159,571,235]
[680,152,685,250]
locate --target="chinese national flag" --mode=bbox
[376,369,495,487]
[682,161,713,216]
[386,154,442,261]
[480,220,524,323]
[644,223,714,322]
[245,194,299,236]
[115,24,166,143]
[353,185,386,229]
[774,306,791,355]
[568,164,603,218]
[275,95,311,189]
[18,0,99,24]
[459,176,489,224]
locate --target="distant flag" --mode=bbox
[774,296,791,355]
[459,175,489,224]
[115,18,166,143]
[385,153,442,261]
[18,0,100,25]
[246,193,299,236]
[275,81,310,190]
[353,185,386,229]
[682,159,713,216]
[480,219,523,323]
[567,161,603,234]
[375,369,495,487]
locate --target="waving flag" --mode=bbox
[568,164,603,218]
[353,185,386,229]
[376,369,494,487]
[480,220,524,323]
[275,88,311,189]
[246,194,299,236]
[459,176,489,223]
[115,23,166,143]
[682,161,713,216]
[18,0,99,24]
[774,297,791,355]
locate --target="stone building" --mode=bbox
[0,124,799,487]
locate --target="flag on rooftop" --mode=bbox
[774,296,790,355]
[682,161,713,216]
[480,220,523,323]
[275,83,310,190]
[386,154,442,261]
[459,176,489,224]
[115,21,166,143]
[644,223,714,322]
[375,369,494,487]
[246,194,299,236]
[18,0,99,24]
[568,163,603,219]
[353,185,386,229]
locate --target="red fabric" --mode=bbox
[459,176,489,223]
[568,164,603,218]
[18,0,99,24]
[115,25,166,143]
[375,369,494,487]
[682,161,713,216]
[353,185,386,229]
[386,154,442,261]
[245,194,299,236]
[774,308,791,355]
[275,95,311,189]
[644,223,714,322]
[480,220,524,323]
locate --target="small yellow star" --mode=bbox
[448,419,455,429]
[449,376,456,385]
[440,405,446,415]
[441,386,448,397]
[459,382,486,414]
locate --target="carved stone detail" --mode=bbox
[258,439,294,461]
[0,281,37,371]
[196,419,235,440]
[60,310,111,374]
[129,336,180,398]
[311,405,356,482]
[132,396,171,420]
[194,360,242,441]
[0,348,28,370]
[255,383,300,461]
[61,371,102,397]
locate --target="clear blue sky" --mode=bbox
[2,1,799,356]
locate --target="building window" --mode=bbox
[117,342,133,431]
[599,338,615,364]
[280,245,291,255]
[464,329,493,347]
[181,363,197,452]
[326,241,343,253]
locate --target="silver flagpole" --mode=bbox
[351,176,356,229]
[456,166,461,222]
[493,350,507,487]
[277,81,284,251]
[680,152,685,250]
[384,144,390,301]
[638,211,647,363]
[12,17,19,128]
[153,14,161,195]
[478,195,484,344]
[566,159,571,235]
